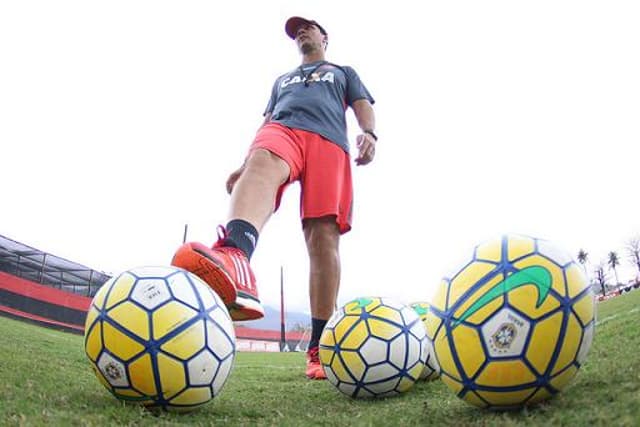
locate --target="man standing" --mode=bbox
[172,16,376,379]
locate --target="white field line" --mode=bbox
[14,321,81,341]
[234,364,295,369]
[596,307,640,326]
[40,330,79,342]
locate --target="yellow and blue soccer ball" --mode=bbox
[319,297,427,398]
[410,301,440,381]
[84,266,235,411]
[426,235,595,409]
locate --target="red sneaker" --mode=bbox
[305,347,327,380]
[171,227,264,321]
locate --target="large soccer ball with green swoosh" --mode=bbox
[425,235,595,409]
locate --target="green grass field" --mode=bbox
[1,291,639,427]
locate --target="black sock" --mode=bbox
[224,219,259,260]
[308,317,328,350]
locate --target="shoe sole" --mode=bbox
[230,291,265,321]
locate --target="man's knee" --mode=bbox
[304,217,340,257]
[245,149,290,184]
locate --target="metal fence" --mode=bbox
[0,234,111,297]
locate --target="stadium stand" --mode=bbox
[0,234,108,332]
[0,234,110,296]
[0,234,308,350]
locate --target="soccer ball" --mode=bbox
[319,297,427,398]
[409,302,440,381]
[426,235,595,409]
[84,266,236,411]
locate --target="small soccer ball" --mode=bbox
[426,235,595,409]
[319,297,427,398]
[410,302,440,381]
[84,266,236,411]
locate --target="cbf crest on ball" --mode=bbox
[426,235,595,410]
[84,266,236,411]
[319,297,427,398]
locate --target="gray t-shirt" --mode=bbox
[264,61,375,153]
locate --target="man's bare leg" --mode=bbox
[303,216,340,379]
[228,148,290,231]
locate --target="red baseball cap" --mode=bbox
[285,16,328,39]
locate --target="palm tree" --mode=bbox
[577,249,589,273]
[608,251,620,288]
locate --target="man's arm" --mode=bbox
[352,99,376,166]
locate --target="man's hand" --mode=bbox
[226,165,245,194]
[355,133,376,166]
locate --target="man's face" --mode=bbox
[295,23,326,54]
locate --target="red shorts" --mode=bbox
[249,122,353,234]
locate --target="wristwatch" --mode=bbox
[363,129,378,141]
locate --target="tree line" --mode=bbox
[577,236,640,297]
